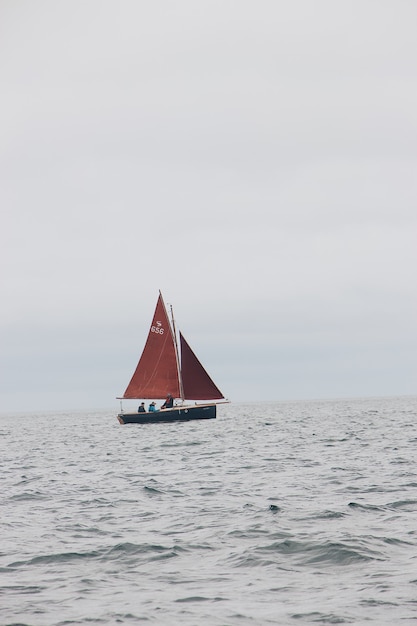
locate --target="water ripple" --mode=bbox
[1,396,417,625]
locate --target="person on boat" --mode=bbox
[138,402,146,413]
[148,401,157,412]
[161,394,174,409]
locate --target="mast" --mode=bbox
[169,301,185,402]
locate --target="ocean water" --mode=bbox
[1,396,417,626]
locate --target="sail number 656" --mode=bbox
[151,326,164,334]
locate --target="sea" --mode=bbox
[1,396,417,626]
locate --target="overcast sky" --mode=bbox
[1,0,416,412]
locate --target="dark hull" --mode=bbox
[117,404,216,424]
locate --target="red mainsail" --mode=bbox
[180,332,224,401]
[122,294,181,399]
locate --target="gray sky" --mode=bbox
[1,0,416,412]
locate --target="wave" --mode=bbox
[9,491,48,501]
[348,502,387,512]
[349,500,417,513]
[7,542,187,569]
[227,538,382,569]
[387,499,417,511]
[291,611,349,623]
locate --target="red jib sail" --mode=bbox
[180,332,224,401]
[122,294,181,399]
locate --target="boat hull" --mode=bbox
[117,404,216,424]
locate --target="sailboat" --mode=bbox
[117,292,227,424]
